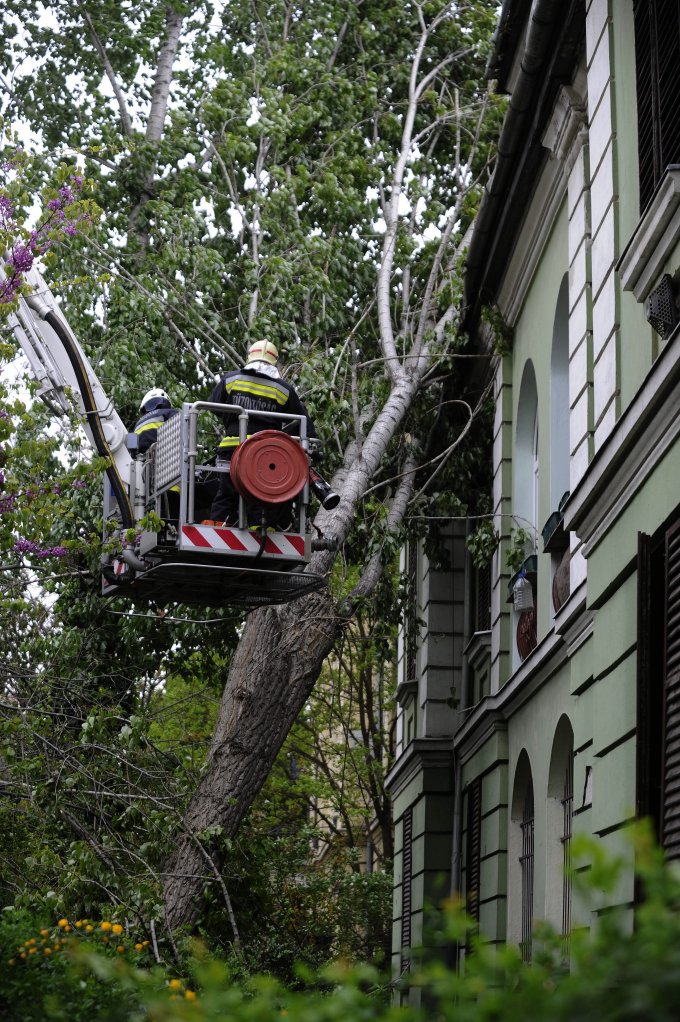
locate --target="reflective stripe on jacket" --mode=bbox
[210,368,317,447]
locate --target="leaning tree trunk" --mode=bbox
[162,374,422,930]
[162,585,338,929]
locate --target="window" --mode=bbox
[510,751,535,959]
[519,783,535,962]
[634,0,680,211]
[547,716,574,938]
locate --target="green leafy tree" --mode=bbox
[0,0,502,932]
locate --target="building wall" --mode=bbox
[389,0,680,982]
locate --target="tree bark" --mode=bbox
[163,586,338,929]
[163,371,423,930]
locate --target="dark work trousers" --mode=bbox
[209,455,294,529]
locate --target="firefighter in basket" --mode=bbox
[206,340,339,528]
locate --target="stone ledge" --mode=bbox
[617,167,680,301]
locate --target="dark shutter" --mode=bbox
[465,779,483,931]
[400,806,413,971]
[634,0,680,211]
[662,519,680,857]
[405,544,418,682]
[476,562,491,633]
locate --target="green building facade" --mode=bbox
[387,0,680,987]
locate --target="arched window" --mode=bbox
[515,361,539,539]
[513,363,539,666]
[510,751,535,961]
[550,274,570,509]
[546,716,574,940]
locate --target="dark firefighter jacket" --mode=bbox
[209,369,317,452]
[132,400,179,456]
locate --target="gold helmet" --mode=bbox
[246,339,279,366]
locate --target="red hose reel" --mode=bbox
[230,430,309,505]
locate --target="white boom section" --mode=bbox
[2,263,132,489]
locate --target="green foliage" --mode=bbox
[466,519,499,569]
[506,526,534,574]
[3,827,680,1019]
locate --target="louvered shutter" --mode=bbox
[405,544,418,682]
[400,807,413,971]
[662,519,680,857]
[465,779,482,928]
[634,0,680,211]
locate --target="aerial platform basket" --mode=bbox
[101,401,325,608]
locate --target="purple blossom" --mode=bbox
[0,411,8,420]
[10,244,34,274]
[73,479,87,490]
[59,185,74,205]
[47,197,61,211]
[64,222,77,237]
[0,195,12,220]
[0,278,19,304]
[14,538,41,555]
[71,174,83,190]
[0,496,17,513]
[13,538,68,559]
[0,470,4,488]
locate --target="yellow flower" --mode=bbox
[57,918,68,928]
[75,921,83,929]
[134,943,144,952]
[169,979,183,991]
[28,948,37,955]
[116,945,125,954]
[63,925,71,933]
[40,928,49,937]
[8,959,15,966]
[53,943,60,950]
[27,938,37,945]
[184,990,197,1001]
[43,948,52,956]
[111,923,123,935]
[85,925,94,933]
[142,940,150,947]
[20,953,26,960]
[101,937,109,944]
[100,921,112,932]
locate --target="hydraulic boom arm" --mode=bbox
[2,263,134,527]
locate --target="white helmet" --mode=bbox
[140,388,170,411]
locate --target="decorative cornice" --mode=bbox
[617,167,680,302]
[384,738,453,797]
[553,579,594,655]
[542,81,587,168]
[496,80,587,327]
[463,629,492,670]
[562,322,680,552]
[454,627,566,757]
[496,147,567,326]
[396,678,418,708]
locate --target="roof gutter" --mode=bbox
[462,0,584,336]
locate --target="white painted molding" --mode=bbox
[617,167,680,302]
[497,84,587,327]
[563,320,680,552]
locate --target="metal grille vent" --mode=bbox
[154,414,182,492]
[645,274,679,339]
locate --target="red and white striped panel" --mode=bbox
[181,524,307,559]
